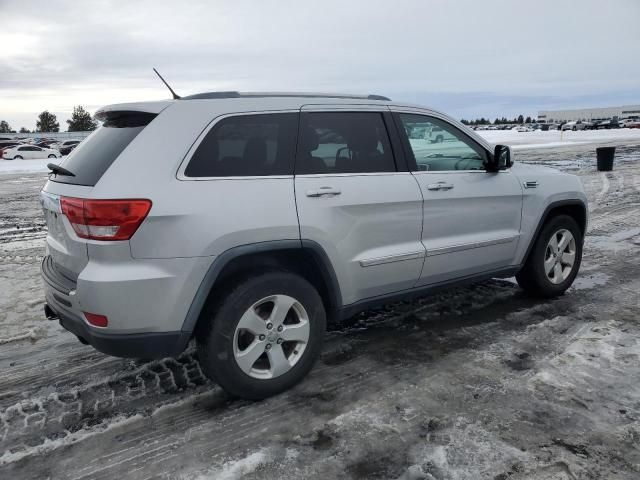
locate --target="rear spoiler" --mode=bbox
[95,101,173,121]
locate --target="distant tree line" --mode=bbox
[0,105,98,134]
[460,114,534,126]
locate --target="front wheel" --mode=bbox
[516,214,583,297]
[197,271,326,400]
[14,155,22,160]
[48,154,57,158]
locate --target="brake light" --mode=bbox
[60,197,152,241]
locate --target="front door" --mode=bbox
[294,108,425,305]
[394,112,523,286]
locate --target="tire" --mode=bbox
[14,155,22,160]
[196,270,326,400]
[516,214,583,298]
[48,154,56,158]
[572,127,577,131]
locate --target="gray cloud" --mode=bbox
[1,0,638,129]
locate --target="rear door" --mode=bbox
[294,107,425,305]
[18,146,32,158]
[394,111,523,285]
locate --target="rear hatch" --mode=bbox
[41,103,166,278]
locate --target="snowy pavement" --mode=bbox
[1,142,640,479]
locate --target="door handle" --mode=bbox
[306,186,342,197]
[426,182,454,191]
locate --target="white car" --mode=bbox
[2,144,61,160]
[515,125,533,132]
[561,121,591,131]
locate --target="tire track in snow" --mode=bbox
[0,280,521,475]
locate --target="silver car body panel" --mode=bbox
[40,94,588,347]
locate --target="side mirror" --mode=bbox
[487,144,512,172]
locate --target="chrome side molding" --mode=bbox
[359,250,425,267]
[427,235,520,257]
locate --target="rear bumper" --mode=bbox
[48,303,187,358]
[42,254,193,359]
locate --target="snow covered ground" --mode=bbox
[1,140,640,479]
[478,127,640,149]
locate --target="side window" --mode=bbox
[398,114,487,171]
[185,113,298,177]
[296,112,396,174]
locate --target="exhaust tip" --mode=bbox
[44,304,59,320]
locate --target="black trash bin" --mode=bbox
[596,146,615,171]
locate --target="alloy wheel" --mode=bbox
[233,294,310,379]
[544,228,576,284]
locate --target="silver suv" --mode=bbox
[41,92,588,399]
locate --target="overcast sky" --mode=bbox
[1,0,639,130]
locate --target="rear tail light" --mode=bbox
[60,197,152,241]
[84,312,108,327]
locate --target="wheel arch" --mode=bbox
[178,240,342,350]
[521,199,587,266]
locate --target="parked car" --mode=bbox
[515,125,533,132]
[2,144,61,160]
[40,92,588,399]
[0,142,23,158]
[60,142,81,156]
[593,119,620,130]
[561,121,590,131]
[626,120,640,129]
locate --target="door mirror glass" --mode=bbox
[490,144,512,171]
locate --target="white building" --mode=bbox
[538,105,640,123]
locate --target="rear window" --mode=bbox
[184,113,298,177]
[50,112,156,186]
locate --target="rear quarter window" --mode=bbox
[184,113,298,177]
[50,112,156,186]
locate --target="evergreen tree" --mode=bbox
[36,111,60,132]
[19,127,31,133]
[66,105,97,132]
[525,116,532,124]
[517,114,524,124]
[0,120,12,133]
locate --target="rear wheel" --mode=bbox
[197,271,326,400]
[516,215,582,297]
[14,155,22,160]
[48,154,56,158]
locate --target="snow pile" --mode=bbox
[0,158,58,175]
[195,449,273,480]
[477,128,640,149]
[0,327,46,345]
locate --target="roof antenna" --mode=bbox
[153,68,181,99]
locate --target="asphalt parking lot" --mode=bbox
[1,141,639,480]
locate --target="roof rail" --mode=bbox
[180,91,391,101]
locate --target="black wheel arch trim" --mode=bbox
[520,199,587,266]
[177,239,342,351]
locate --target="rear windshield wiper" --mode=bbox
[47,163,76,177]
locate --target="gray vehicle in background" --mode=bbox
[41,92,588,399]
